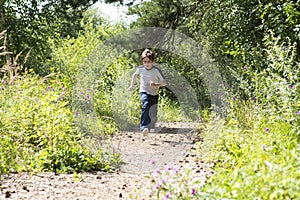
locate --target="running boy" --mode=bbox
[129,49,167,136]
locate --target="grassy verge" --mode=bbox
[0,73,121,176]
[200,102,299,199]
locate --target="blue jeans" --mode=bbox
[140,92,158,131]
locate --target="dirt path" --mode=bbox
[0,122,214,200]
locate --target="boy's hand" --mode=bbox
[150,81,160,89]
[128,85,134,91]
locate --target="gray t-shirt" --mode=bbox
[136,66,165,96]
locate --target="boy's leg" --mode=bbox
[148,95,159,129]
[140,92,151,131]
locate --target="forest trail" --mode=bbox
[1,122,214,200]
[115,122,199,173]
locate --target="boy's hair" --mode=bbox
[141,49,155,61]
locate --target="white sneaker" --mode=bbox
[142,128,149,136]
[150,129,155,133]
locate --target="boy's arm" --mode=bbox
[128,70,139,91]
[150,79,166,87]
[150,68,167,87]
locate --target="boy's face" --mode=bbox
[142,57,153,70]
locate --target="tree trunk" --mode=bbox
[0,0,5,31]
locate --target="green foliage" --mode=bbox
[1,1,102,74]
[0,73,120,175]
[2,2,299,198]
[93,56,139,130]
[230,32,300,129]
[200,106,299,199]
[0,132,19,174]
[128,0,187,29]
[158,92,198,122]
[195,36,300,199]
[48,15,128,133]
[158,95,181,122]
[49,14,125,88]
[168,37,299,196]
[127,0,300,95]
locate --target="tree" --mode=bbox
[105,0,300,102]
[0,0,98,74]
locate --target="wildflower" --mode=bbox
[289,85,295,89]
[154,183,161,190]
[46,86,51,91]
[243,66,247,70]
[152,168,160,177]
[161,178,167,184]
[232,97,236,101]
[165,165,172,171]
[170,166,179,175]
[191,188,196,195]
[155,168,160,174]
[165,192,170,200]
[265,128,269,132]
[150,160,156,165]
[261,144,267,151]
[297,111,300,115]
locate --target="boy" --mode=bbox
[129,49,167,136]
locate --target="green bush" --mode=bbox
[201,109,299,200]
[233,32,299,127]
[0,132,19,174]
[0,73,120,175]
[196,33,300,200]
